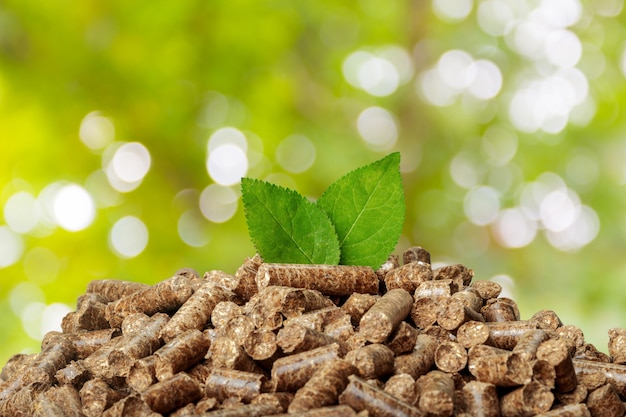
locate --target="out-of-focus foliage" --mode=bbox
[1,0,626,364]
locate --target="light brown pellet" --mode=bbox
[211,301,244,329]
[411,296,445,329]
[384,261,433,294]
[256,263,379,296]
[141,372,201,414]
[159,282,234,343]
[55,360,90,387]
[204,368,266,403]
[384,373,417,404]
[586,383,625,417]
[450,288,483,313]
[532,359,556,389]
[535,403,591,417]
[154,329,210,381]
[417,370,455,417]
[359,288,413,343]
[437,298,484,331]
[345,343,395,379]
[460,380,499,417]
[435,341,468,373]
[222,315,256,346]
[282,306,345,333]
[530,309,563,331]
[250,392,293,412]
[500,381,554,417]
[377,254,401,281]
[386,321,419,356]
[609,328,626,364]
[512,329,550,362]
[232,253,262,301]
[341,293,379,325]
[414,279,458,299]
[73,293,109,331]
[394,334,437,379]
[277,323,341,354]
[470,280,502,300]
[323,314,354,343]
[485,320,539,350]
[468,345,532,387]
[101,393,160,417]
[555,325,585,352]
[555,383,587,405]
[273,404,358,417]
[209,337,263,374]
[60,328,120,360]
[536,338,578,393]
[243,328,279,361]
[86,279,150,303]
[339,375,423,417]
[482,297,520,322]
[79,378,127,417]
[127,356,157,392]
[288,359,357,412]
[105,275,194,328]
[434,264,474,286]
[271,343,344,392]
[457,320,490,348]
[574,343,611,362]
[198,403,284,416]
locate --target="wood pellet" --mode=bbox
[4,246,626,416]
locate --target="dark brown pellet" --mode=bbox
[250,392,293,412]
[586,383,625,417]
[55,360,90,387]
[532,359,557,389]
[74,293,110,330]
[555,383,588,405]
[288,359,357,412]
[197,402,283,417]
[359,288,413,343]
[273,404,358,417]
[574,343,611,363]
[555,325,585,352]
[377,254,401,281]
[403,246,431,265]
[256,263,379,296]
[339,375,424,417]
[384,261,433,294]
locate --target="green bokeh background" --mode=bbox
[2,0,626,365]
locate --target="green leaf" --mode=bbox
[317,152,405,269]
[241,178,341,264]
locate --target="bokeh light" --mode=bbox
[52,184,96,232]
[0,226,24,268]
[276,135,316,173]
[356,107,398,151]
[105,142,152,192]
[109,216,149,258]
[79,111,115,151]
[4,191,38,234]
[199,184,239,224]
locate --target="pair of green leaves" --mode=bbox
[241,153,405,269]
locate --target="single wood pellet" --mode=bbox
[6,245,626,416]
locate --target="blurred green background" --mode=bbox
[2,0,626,365]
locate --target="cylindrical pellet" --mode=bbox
[435,341,468,373]
[586,383,625,417]
[384,373,417,404]
[470,280,502,300]
[411,296,444,329]
[468,346,532,387]
[288,359,357,412]
[204,368,266,403]
[339,375,423,417]
[433,263,474,285]
[345,343,395,379]
[387,321,419,356]
[485,320,539,350]
[500,381,554,417]
[482,297,520,322]
[256,263,379,296]
[384,261,433,294]
[141,372,202,414]
[512,329,550,361]
[460,380,499,417]
[535,403,591,417]
[417,370,455,417]
[79,378,126,417]
[403,246,431,265]
[437,298,484,331]
[394,334,437,379]
[530,309,562,331]
[359,288,413,343]
[536,338,578,393]
[341,293,379,325]
[609,328,626,364]
[277,323,341,354]
[153,329,210,381]
[271,343,344,392]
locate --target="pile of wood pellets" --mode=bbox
[2,246,626,417]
